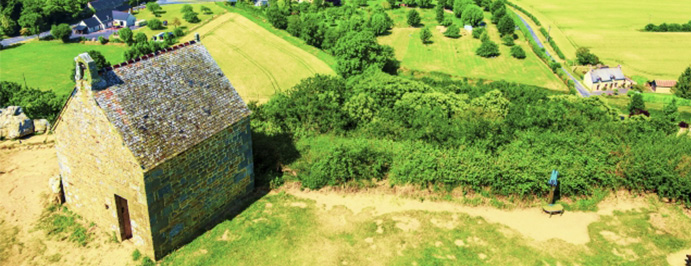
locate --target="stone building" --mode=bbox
[53,39,254,260]
[583,65,634,91]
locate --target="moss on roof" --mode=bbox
[94,42,250,170]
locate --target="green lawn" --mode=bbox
[378,7,567,91]
[131,3,227,39]
[599,94,691,121]
[509,0,691,81]
[0,41,125,96]
[160,192,691,265]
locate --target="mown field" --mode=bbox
[378,7,566,91]
[0,41,125,97]
[509,0,691,80]
[159,192,691,266]
[193,12,336,103]
[132,2,226,38]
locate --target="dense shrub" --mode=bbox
[407,9,421,27]
[501,35,514,46]
[50,23,72,43]
[444,24,461,38]
[472,27,485,38]
[302,140,391,189]
[506,1,541,26]
[476,40,500,57]
[510,45,525,59]
[148,19,164,30]
[643,21,691,32]
[0,81,64,122]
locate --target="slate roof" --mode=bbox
[82,17,101,28]
[654,80,677,87]
[112,10,131,21]
[74,25,87,31]
[94,10,114,24]
[590,67,626,83]
[93,41,251,170]
[90,0,129,11]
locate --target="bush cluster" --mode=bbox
[505,1,541,26]
[253,70,691,206]
[644,21,691,32]
[539,27,565,59]
[0,81,65,122]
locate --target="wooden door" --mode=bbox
[114,195,133,240]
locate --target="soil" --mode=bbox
[0,136,134,266]
[284,188,651,245]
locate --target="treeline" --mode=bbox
[505,1,539,26]
[644,21,691,32]
[539,27,565,59]
[263,0,398,77]
[251,70,691,206]
[0,81,65,121]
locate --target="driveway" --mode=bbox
[512,12,591,97]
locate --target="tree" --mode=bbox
[510,45,525,59]
[386,0,397,8]
[171,17,181,28]
[444,24,460,38]
[181,4,194,14]
[417,0,432,8]
[369,11,394,36]
[286,15,302,37]
[407,9,421,27]
[18,12,44,38]
[435,4,445,24]
[453,0,472,18]
[300,14,324,47]
[200,6,212,14]
[118,27,133,45]
[662,99,679,123]
[332,31,398,78]
[148,18,164,30]
[497,14,515,36]
[438,0,447,9]
[173,27,184,37]
[135,32,148,44]
[644,23,655,31]
[266,6,287,29]
[420,27,432,43]
[472,27,485,38]
[183,11,201,23]
[88,50,111,69]
[476,40,499,57]
[461,5,483,26]
[501,35,514,46]
[674,66,691,99]
[575,47,600,65]
[491,6,506,24]
[490,0,504,13]
[627,93,646,113]
[50,23,72,43]
[480,31,489,42]
[98,36,108,44]
[146,2,161,16]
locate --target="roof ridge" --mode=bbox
[98,40,198,75]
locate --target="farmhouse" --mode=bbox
[650,80,677,94]
[53,38,254,260]
[583,65,634,91]
[75,10,135,33]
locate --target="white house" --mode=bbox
[75,10,135,34]
[112,11,136,27]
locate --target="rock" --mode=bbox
[49,175,64,204]
[0,106,35,139]
[33,119,50,134]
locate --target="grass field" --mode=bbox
[0,41,125,96]
[132,3,227,39]
[509,0,691,80]
[192,12,335,103]
[599,93,691,121]
[160,191,691,266]
[378,7,566,91]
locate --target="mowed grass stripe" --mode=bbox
[198,13,335,103]
[510,0,691,80]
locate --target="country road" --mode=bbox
[512,11,591,97]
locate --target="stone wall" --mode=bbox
[144,116,254,259]
[55,86,155,258]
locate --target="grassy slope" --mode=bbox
[192,12,335,103]
[509,0,691,80]
[378,7,567,91]
[161,192,691,266]
[0,41,125,96]
[132,3,226,39]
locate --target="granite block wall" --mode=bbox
[144,116,254,259]
[55,84,155,258]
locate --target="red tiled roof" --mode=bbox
[655,80,677,87]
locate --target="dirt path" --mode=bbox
[286,188,648,245]
[0,136,133,266]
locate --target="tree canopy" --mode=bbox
[50,23,71,42]
[461,5,484,27]
[407,9,421,27]
[674,66,691,99]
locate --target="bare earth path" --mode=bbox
[286,188,648,245]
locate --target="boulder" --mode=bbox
[33,119,50,134]
[0,106,35,139]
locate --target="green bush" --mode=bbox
[501,35,514,46]
[301,140,391,189]
[472,27,485,39]
[132,250,141,261]
[510,45,525,59]
[476,40,500,57]
[444,24,461,38]
[148,18,164,30]
[0,81,64,122]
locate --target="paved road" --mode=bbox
[513,12,591,97]
[1,31,52,47]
